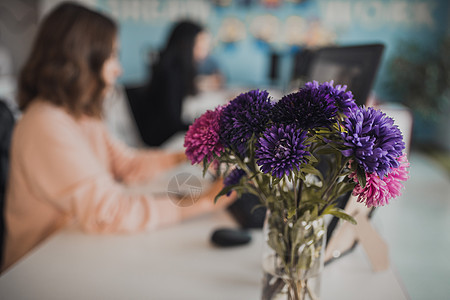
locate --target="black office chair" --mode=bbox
[0,100,15,266]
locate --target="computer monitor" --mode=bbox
[292,44,385,106]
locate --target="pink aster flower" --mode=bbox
[351,154,410,208]
[184,107,224,164]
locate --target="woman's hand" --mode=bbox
[123,150,187,185]
[169,151,188,166]
[178,178,236,221]
[154,150,187,170]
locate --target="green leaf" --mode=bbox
[356,166,367,188]
[307,154,318,163]
[287,208,296,219]
[213,185,234,203]
[202,157,213,178]
[268,229,286,259]
[301,198,327,207]
[311,205,319,219]
[337,181,357,196]
[272,176,282,186]
[301,165,323,180]
[326,207,357,225]
[250,204,265,214]
[315,147,340,155]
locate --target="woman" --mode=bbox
[2,3,232,271]
[130,20,215,147]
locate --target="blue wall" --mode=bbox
[96,0,448,98]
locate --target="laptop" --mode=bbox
[292,43,385,106]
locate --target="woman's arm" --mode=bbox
[19,111,231,233]
[103,127,186,184]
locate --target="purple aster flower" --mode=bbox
[184,107,223,164]
[220,90,273,156]
[224,168,246,196]
[255,124,310,179]
[272,82,338,130]
[341,106,405,177]
[224,168,246,186]
[307,80,357,116]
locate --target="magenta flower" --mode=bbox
[351,154,410,208]
[184,107,224,164]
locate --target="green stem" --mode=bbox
[294,176,298,219]
[297,179,303,209]
[232,153,269,205]
[283,278,299,300]
[319,158,349,215]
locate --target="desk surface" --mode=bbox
[0,210,407,300]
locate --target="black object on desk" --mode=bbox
[210,228,252,247]
[210,194,264,248]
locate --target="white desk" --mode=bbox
[0,210,407,300]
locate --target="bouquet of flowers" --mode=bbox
[184,81,409,299]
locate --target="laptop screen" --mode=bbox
[292,44,385,106]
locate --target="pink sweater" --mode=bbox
[3,101,224,271]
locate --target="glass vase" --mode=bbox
[261,209,326,300]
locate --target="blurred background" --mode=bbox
[0,0,449,298]
[1,0,449,154]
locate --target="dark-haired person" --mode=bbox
[2,2,233,272]
[130,20,220,147]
